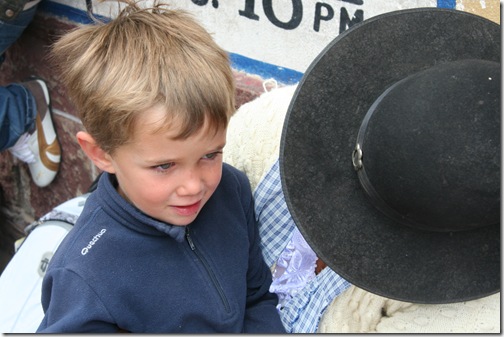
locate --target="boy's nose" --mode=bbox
[176,169,203,196]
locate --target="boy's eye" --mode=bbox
[203,151,222,160]
[155,163,174,171]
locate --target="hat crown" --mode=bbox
[356,59,500,232]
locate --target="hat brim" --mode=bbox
[280,8,500,304]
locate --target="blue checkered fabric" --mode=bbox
[254,159,351,333]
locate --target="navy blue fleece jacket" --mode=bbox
[37,164,285,333]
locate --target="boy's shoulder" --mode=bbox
[218,163,254,207]
[222,161,244,175]
[222,162,250,189]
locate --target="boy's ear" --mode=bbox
[76,131,116,174]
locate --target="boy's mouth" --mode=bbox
[172,201,201,216]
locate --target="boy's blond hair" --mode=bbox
[52,0,235,154]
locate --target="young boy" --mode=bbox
[36,0,285,333]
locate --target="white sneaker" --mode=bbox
[9,78,61,187]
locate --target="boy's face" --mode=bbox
[105,105,226,226]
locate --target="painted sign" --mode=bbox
[43,0,497,83]
[174,0,437,75]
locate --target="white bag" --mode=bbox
[0,194,88,333]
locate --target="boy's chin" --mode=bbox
[164,214,199,227]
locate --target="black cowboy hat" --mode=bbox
[280,7,500,304]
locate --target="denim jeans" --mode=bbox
[0,4,38,151]
[0,4,37,62]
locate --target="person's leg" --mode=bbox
[0,83,36,151]
[0,4,38,63]
[0,3,60,186]
[5,79,61,187]
[0,3,39,150]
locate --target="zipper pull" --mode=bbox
[185,227,195,251]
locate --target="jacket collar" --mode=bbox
[96,172,186,242]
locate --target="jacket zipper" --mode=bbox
[185,227,231,313]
